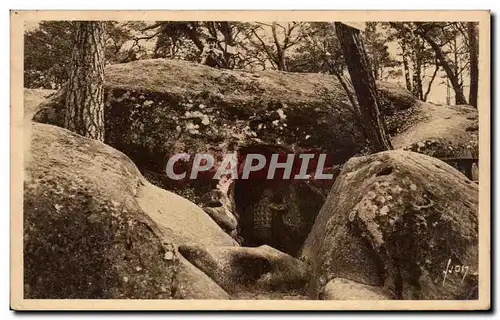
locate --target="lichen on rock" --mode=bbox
[24,122,235,299]
[31,58,417,203]
[301,150,478,300]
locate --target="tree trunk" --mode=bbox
[446,78,451,105]
[401,38,413,92]
[468,22,479,108]
[64,21,105,141]
[335,22,393,152]
[278,53,287,71]
[452,37,462,103]
[412,37,424,100]
[183,22,204,52]
[373,57,379,80]
[217,21,236,69]
[332,70,370,140]
[417,28,468,105]
[271,22,287,71]
[333,70,358,112]
[423,59,440,101]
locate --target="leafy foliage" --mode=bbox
[24,21,73,89]
[363,22,400,80]
[24,20,478,106]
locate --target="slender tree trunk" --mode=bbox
[333,70,358,112]
[277,53,286,71]
[333,70,370,140]
[452,37,463,104]
[446,78,451,105]
[335,22,393,152]
[373,57,379,80]
[468,22,479,107]
[64,21,106,141]
[271,22,287,71]
[411,37,424,100]
[423,59,440,101]
[417,28,467,104]
[218,21,236,69]
[412,67,421,99]
[401,38,413,92]
[183,22,204,52]
[416,38,424,99]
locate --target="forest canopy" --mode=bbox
[24,20,478,106]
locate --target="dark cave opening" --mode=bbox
[233,175,329,257]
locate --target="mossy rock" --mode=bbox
[31,59,416,201]
[24,122,234,299]
[301,150,478,300]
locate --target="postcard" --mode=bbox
[10,10,491,311]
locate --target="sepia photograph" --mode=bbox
[10,10,491,311]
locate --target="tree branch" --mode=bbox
[255,22,273,28]
[423,60,439,101]
[250,28,277,65]
[275,23,287,32]
[271,22,282,53]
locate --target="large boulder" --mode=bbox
[375,81,418,136]
[300,150,478,300]
[173,255,230,299]
[24,122,235,299]
[393,102,479,180]
[31,59,416,202]
[322,278,392,300]
[376,81,416,111]
[394,102,478,158]
[28,59,418,258]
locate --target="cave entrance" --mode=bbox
[233,178,327,257]
[231,143,331,257]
